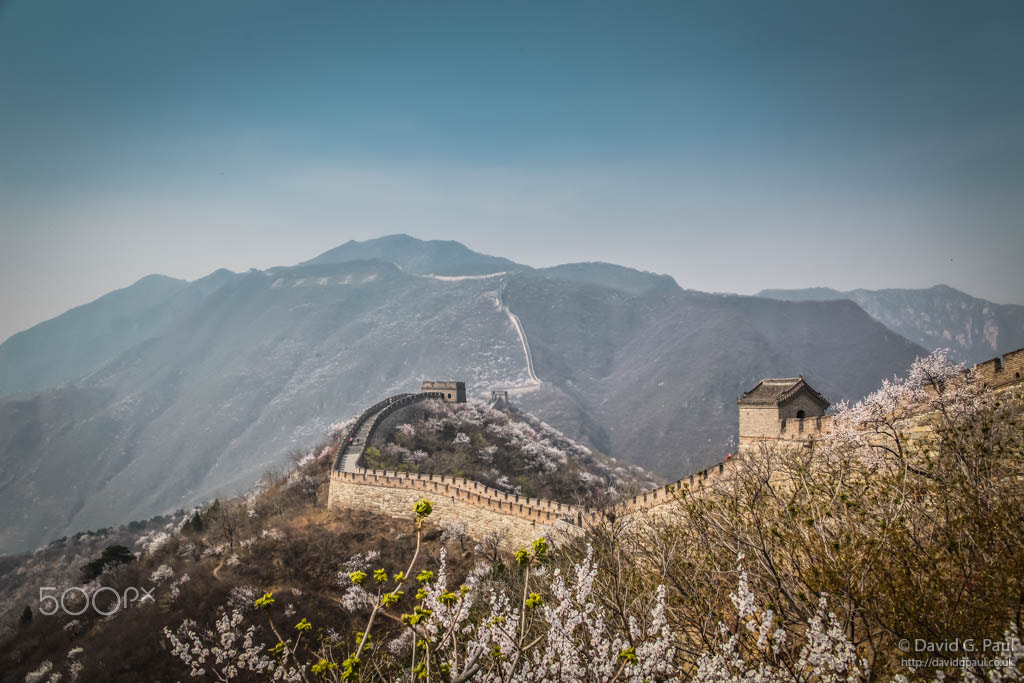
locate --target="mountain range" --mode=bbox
[758,286,1024,365]
[2,234,1012,554]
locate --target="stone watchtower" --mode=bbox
[737,376,829,444]
[421,381,467,403]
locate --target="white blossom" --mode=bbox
[164,609,300,681]
[341,550,380,573]
[695,558,866,682]
[339,585,374,612]
[149,564,175,584]
[138,531,172,554]
[24,660,53,683]
[227,585,260,612]
[168,573,191,601]
[440,520,469,546]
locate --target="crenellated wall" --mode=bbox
[326,459,739,535]
[973,348,1024,389]
[738,349,1024,456]
[326,348,1024,546]
[328,470,583,549]
[609,460,734,516]
[421,381,466,403]
[739,414,834,456]
[330,470,588,521]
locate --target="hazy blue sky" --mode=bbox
[2,0,1022,342]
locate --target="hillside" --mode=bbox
[0,399,646,680]
[508,272,925,477]
[0,451,452,682]
[758,285,1024,365]
[362,399,656,503]
[0,271,235,398]
[2,358,1017,681]
[0,236,926,553]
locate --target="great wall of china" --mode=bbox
[327,349,1024,548]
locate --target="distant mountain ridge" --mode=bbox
[507,278,923,476]
[535,262,678,296]
[758,285,1024,365]
[0,235,927,553]
[302,234,520,276]
[0,269,238,397]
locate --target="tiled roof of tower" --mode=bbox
[737,377,829,407]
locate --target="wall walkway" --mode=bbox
[326,348,1024,547]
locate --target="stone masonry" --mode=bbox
[328,471,576,549]
[327,348,1024,545]
[421,381,466,403]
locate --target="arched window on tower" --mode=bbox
[796,410,806,419]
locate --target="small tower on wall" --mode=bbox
[421,381,467,403]
[737,377,829,451]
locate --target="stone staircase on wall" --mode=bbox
[338,420,374,472]
[335,392,443,472]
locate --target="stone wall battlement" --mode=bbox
[611,460,734,515]
[330,469,591,525]
[974,348,1024,388]
[329,459,738,527]
[778,414,833,437]
[327,476,579,550]
[326,353,1024,544]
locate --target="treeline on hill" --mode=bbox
[0,511,190,626]
[360,399,655,505]
[1,352,1022,681]
[0,448,481,682]
[0,402,643,681]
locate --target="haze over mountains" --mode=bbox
[3,234,1012,554]
[758,286,1024,365]
[0,269,237,398]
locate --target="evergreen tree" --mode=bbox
[81,544,135,581]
